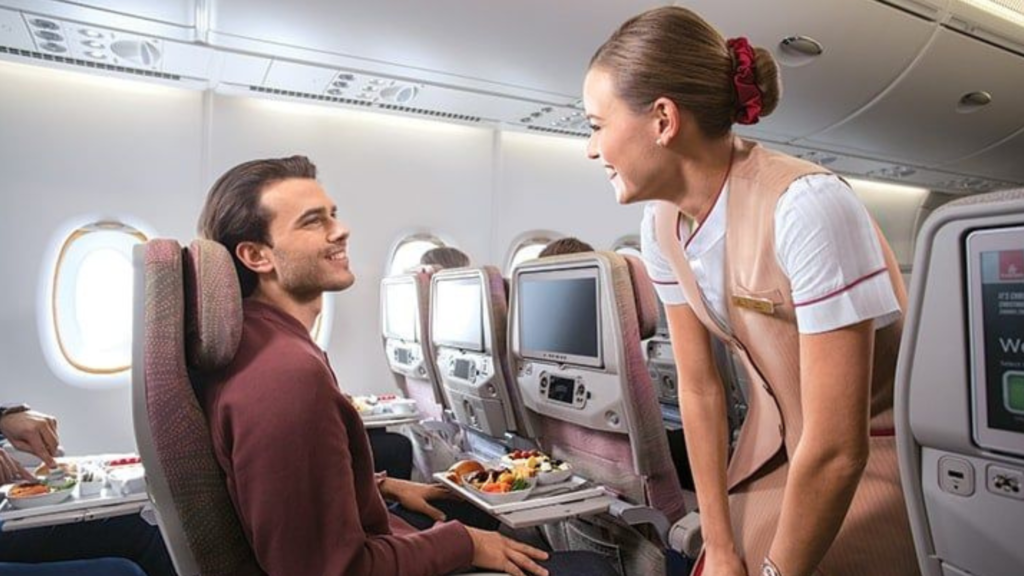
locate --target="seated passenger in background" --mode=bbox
[420,246,470,269]
[538,237,594,258]
[0,406,175,576]
[196,156,552,576]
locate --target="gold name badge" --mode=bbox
[733,295,775,315]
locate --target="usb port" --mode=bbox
[949,470,965,479]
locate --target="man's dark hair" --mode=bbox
[198,155,317,297]
[539,237,595,258]
[420,246,470,269]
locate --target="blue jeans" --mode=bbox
[0,515,174,576]
[0,558,145,576]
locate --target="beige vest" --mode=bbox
[654,139,919,576]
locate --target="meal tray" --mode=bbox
[433,473,608,516]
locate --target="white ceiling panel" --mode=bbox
[680,0,936,139]
[208,0,663,97]
[803,28,1024,166]
[48,0,195,26]
[942,129,1024,182]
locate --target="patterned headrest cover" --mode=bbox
[183,239,243,372]
[623,255,659,340]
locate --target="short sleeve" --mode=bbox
[774,175,900,334]
[640,203,686,305]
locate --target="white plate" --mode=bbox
[463,476,536,505]
[537,468,573,485]
[5,487,74,509]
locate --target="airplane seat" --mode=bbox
[509,251,688,573]
[131,238,257,576]
[897,188,1024,576]
[430,266,536,458]
[381,269,461,477]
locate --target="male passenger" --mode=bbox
[538,237,594,258]
[196,156,551,576]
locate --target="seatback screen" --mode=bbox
[519,270,600,364]
[968,228,1024,455]
[383,281,417,342]
[978,249,1024,431]
[432,277,484,352]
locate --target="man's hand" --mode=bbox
[0,410,59,467]
[379,477,454,522]
[465,526,550,576]
[0,450,34,485]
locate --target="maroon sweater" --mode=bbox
[199,299,474,576]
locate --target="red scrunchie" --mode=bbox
[727,37,763,125]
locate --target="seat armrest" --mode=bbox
[669,511,702,559]
[608,500,671,548]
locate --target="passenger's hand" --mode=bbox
[0,450,34,485]
[703,545,748,576]
[465,526,550,576]
[0,410,59,467]
[380,477,454,522]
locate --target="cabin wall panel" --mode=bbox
[0,61,204,454]
[492,132,644,265]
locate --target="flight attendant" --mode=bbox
[582,7,919,576]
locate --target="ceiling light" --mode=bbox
[326,88,343,96]
[110,40,161,66]
[780,35,824,56]
[379,84,419,104]
[777,35,824,68]
[332,80,348,88]
[35,30,63,42]
[30,18,58,30]
[82,40,104,49]
[337,73,355,81]
[80,28,103,38]
[86,50,106,59]
[961,0,1024,28]
[521,117,532,123]
[41,42,66,53]
[957,90,993,113]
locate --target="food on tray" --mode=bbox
[9,483,49,498]
[34,462,78,478]
[502,450,571,477]
[464,466,535,495]
[445,459,486,485]
[8,477,76,499]
[105,456,142,468]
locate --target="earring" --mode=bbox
[656,138,664,147]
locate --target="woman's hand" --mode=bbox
[0,410,59,467]
[0,450,34,485]
[465,526,550,576]
[379,477,454,522]
[703,546,748,576]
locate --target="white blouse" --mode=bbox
[640,174,900,335]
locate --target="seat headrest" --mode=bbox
[183,239,243,372]
[623,255,659,340]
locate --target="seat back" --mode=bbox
[509,251,686,523]
[132,238,258,576]
[430,266,536,445]
[897,189,1024,576]
[381,270,447,419]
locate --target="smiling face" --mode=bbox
[583,67,668,205]
[259,178,354,300]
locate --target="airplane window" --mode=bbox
[506,232,561,275]
[612,235,642,259]
[44,220,149,386]
[388,234,445,276]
